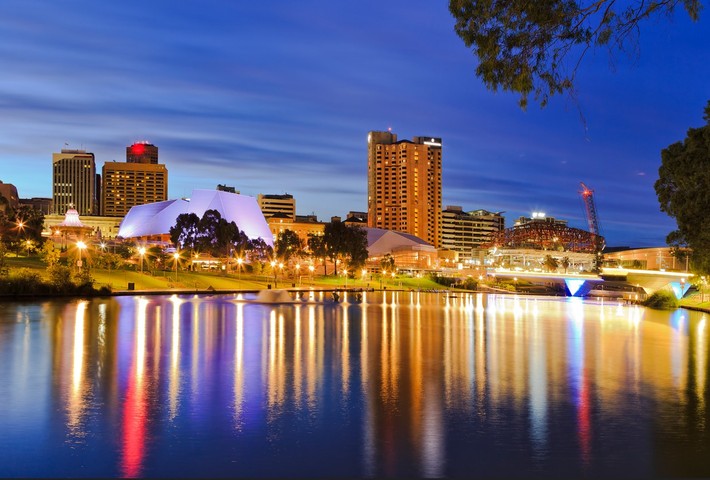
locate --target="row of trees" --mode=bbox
[169,209,370,275]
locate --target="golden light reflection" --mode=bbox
[695,316,707,428]
[293,305,303,406]
[341,304,350,395]
[169,295,182,421]
[67,301,87,436]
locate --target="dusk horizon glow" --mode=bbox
[2,1,708,247]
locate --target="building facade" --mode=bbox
[441,206,505,261]
[367,131,442,247]
[126,141,159,164]
[0,181,20,211]
[101,142,168,217]
[52,149,97,216]
[258,193,296,221]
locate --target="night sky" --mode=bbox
[1,1,708,247]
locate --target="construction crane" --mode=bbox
[579,182,601,236]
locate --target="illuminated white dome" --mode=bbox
[118,189,273,246]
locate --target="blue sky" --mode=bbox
[1,1,708,247]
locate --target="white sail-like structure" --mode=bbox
[117,189,273,246]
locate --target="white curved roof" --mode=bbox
[365,227,434,256]
[118,190,273,246]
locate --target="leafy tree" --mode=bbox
[275,229,304,263]
[543,254,559,272]
[347,226,369,272]
[655,101,710,274]
[170,213,201,254]
[322,220,369,275]
[560,256,570,273]
[247,237,274,271]
[449,0,701,108]
[380,253,396,273]
[0,242,8,277]
[41,241,61,267]
[307,233,328,275]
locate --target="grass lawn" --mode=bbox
[4,254,452,292]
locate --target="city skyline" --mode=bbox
[1,2,709,247]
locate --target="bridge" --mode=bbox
[489,267,693,299]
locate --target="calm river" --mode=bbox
[0,292,708,478]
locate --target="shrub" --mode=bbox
[642,290,679,310]
[48,264,73,290]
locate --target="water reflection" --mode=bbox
[0,293,708,477]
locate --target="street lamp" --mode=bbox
[139,247,146,274]
[343,269,348,289]
[236,257,243,282]
[308,264,315,285]
[173,252,180,283]
[295,263,301,286]
[76,241,86,271]
[271,260,277,287]
[25,239,32,257]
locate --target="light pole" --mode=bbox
[237,257,243,282]
[271,260,277,287]
[76,241,86,272]
[139,247,146,274]
[308,264,314,285]
[343,269,348,289]
[173,252,180,283]
[295,263,300,286]
[25,239,31,257]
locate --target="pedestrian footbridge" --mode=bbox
[490,268,693,299]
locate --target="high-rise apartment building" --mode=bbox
[101,142,168,217]
[441,206,505,261]
[258,193,295,221]
[367,131,442,247]
[126,141,159,164]
[52,149,97,216]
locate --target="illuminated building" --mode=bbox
[441,206,504,262]
[258,193,295,221]
[266,213,325,246]
[52,149,97,216]
[126,141,158,164]
[367,130,442,247]
[365,227,438,271]
[0,181,20,211]
[101,142,168,217]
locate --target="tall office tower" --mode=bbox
[258,193,296,220]
[52,149,97,216]
[441,206,505,261]
[102,141,168,217]
[367,131,442,247]
[126,141,159,164]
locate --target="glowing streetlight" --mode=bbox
[236,257,243,282]
[76,241,86,270]
[25,239,32,257]
[270,260,277,287]
[308,264,315,284]
[343,269,348,289]
[295,263,301,286]
[139,247,146,274]
[173,252,180,283]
